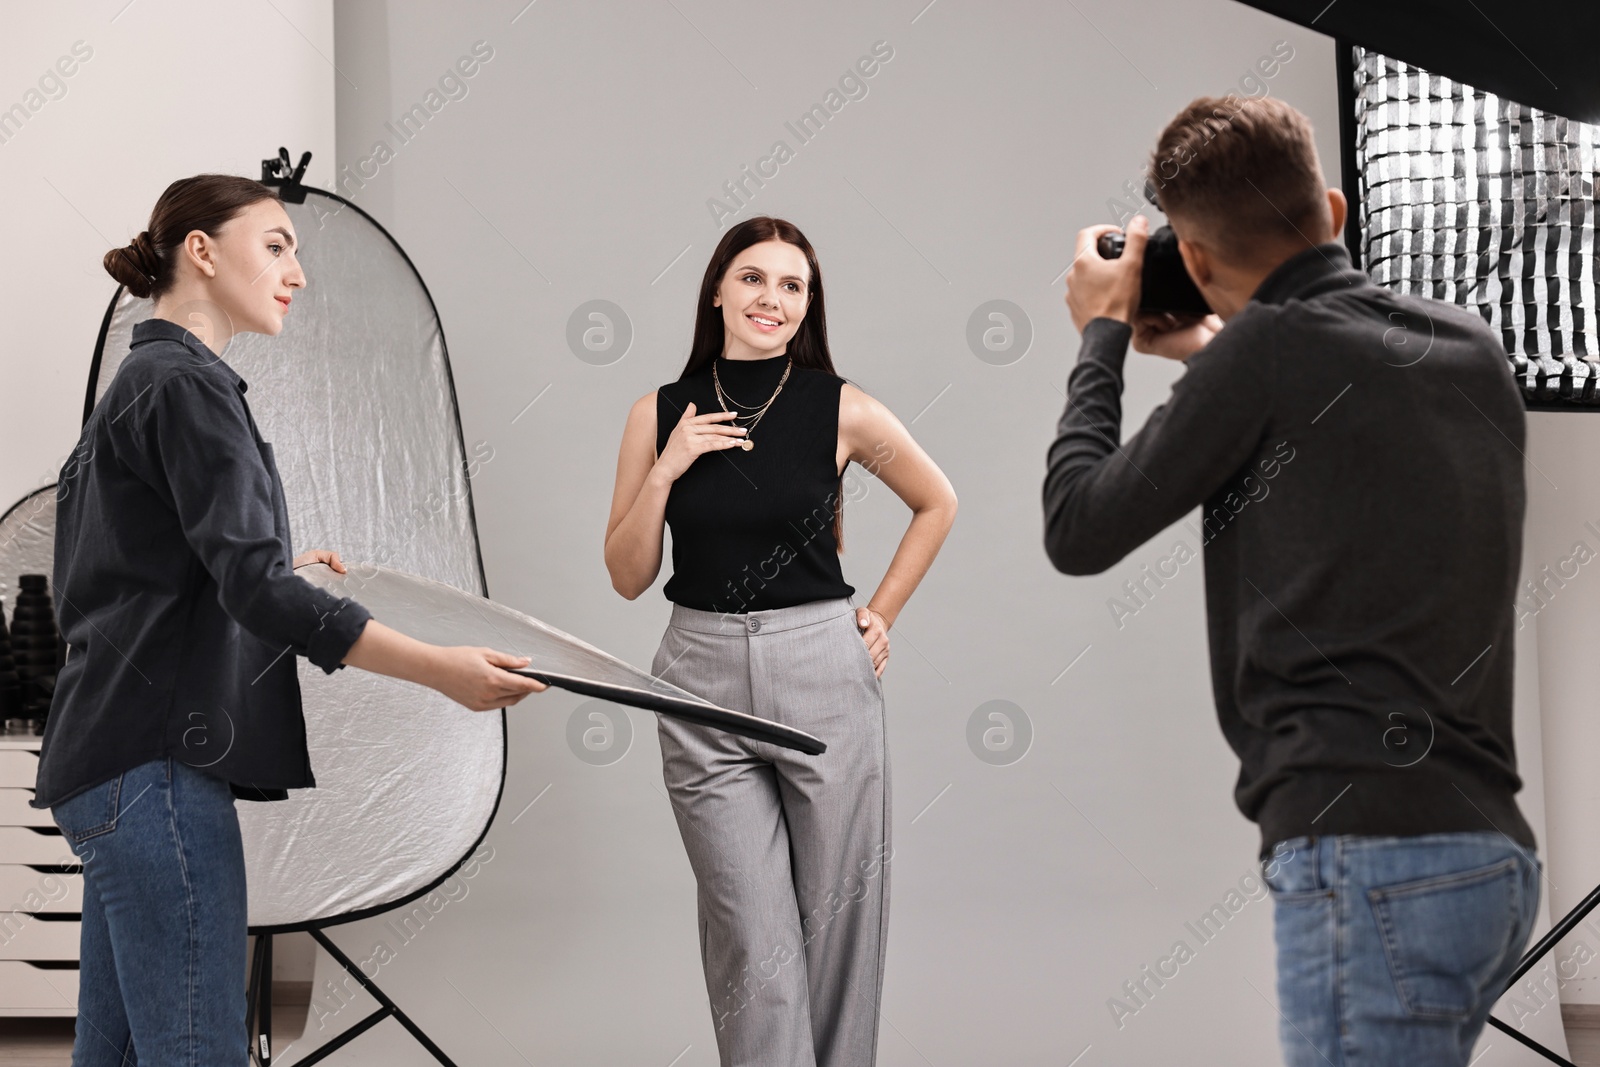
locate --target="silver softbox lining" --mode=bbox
[1352,47,1600,405]
[0,487,57,607]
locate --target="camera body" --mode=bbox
[1096,224,1211,317]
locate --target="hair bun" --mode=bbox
[126,231,159,274]
[102,230,160,299]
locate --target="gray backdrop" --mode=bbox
[259,2,1564,1063]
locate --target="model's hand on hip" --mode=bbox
[652,402,749,482]
[294,549,347,572]
[857,607,889,677]
[425,646,549,711]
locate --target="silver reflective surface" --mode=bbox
[300,562,826,756]
[92,190,496,928]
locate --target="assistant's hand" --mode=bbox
[1132,311,1224,362]
[653,401,750,483]
[424,646,549,711]
[856,607,889,678]
[342,620,549,709]
[294,549,347,572]
[1065,214,1148,333]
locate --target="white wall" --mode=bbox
[1523,414,1600,1008]
[0,0,335,511]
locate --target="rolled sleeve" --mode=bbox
[123,371,371,671]
[301,587,372,673]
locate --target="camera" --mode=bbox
[1096,224,1211,317]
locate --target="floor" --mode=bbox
[0,1015,312,1066]
[0,1021,79,1067]
[1573,1014,1600,1065]
[0,999,306,1066]
[5,1013,1598,1064]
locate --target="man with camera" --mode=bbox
[1044,95,1540,1066]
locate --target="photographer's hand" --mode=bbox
[1065,215,1147,332]
[1132,311,1224,362]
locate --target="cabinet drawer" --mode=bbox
[0,916,78,960]
[0,751,38,789]
[0,827,74,865]
[0,788,51,828]
[0,865,81,914]
[0,959,77,1013]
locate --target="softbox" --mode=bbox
[1348,48,1600,407]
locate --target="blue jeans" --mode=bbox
[1264,832,1540,1067]
[50,757,248,1066]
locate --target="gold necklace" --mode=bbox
[713,357,791,451]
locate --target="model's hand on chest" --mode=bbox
[654,402,750,483]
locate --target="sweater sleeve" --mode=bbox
[123,372,372,672]
[1042,311,1276,575]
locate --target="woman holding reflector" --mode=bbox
[605,216,957,1067]
[30,174,546,1066]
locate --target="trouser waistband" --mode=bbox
[667,596,856,636]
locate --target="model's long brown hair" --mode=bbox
[679,216,848,552]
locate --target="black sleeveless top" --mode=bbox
[655,354,855,613]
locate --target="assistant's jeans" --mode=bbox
[49,756,248,1066]
[1265,832,1540,1067]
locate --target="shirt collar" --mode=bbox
[129,318,248,393]
[1249,242,1369,307]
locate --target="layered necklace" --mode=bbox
[713,356,792,452]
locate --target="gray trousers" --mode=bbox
[653,595,892,1067]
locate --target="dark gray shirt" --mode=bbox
[32,318,372,809]
[1043,243,1535,853]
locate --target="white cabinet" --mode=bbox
[0,962,76,1014]
[0,736,79,1016]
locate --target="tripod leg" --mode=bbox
[260,933,273,1064]
[1487,1016,1577,1066]
[247,934,271,1065]
[245,937,257,1058]
[1505,881,1600,991]
[1484,878,1600,1067]
[308,927,460,1067]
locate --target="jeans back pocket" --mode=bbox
[50,772,125,847]
[1367,856,1523,1020]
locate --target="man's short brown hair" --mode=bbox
[1149,95,1329,266]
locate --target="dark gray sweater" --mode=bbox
[1043,242,1535,854]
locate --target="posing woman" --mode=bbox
[30,174,546,1066]
[605,216,956,1066]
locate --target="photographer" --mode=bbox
[1043,95,1539,1066]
